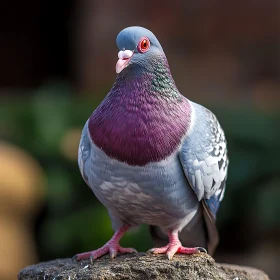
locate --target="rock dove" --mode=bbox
[74,26,228,262]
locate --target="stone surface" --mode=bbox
[18,253,269,280]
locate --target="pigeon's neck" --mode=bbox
[117,53,180,101]
[88,55,192,166]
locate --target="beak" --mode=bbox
[116,50,133,73]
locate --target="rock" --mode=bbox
[18,253,269,280]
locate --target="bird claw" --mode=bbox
[146,248,155,254]
[90,254,95,264]
[167,252,173,260]
[110,250,117,259]
[196,247,207,254]
[71,254,78,262]
[130,248,138,253]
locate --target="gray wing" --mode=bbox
[78,120,91,185]
[179,102,228,218]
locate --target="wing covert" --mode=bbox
[179,102,228,217]
[78,120,91,185]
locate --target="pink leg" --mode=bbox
[148,231,207,260]
[73,225,137,263]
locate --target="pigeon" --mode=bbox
[74,26,228,262]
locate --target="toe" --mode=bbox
[166,245,179,260]
[75,245,137,262]
[90,246,110,263]
[177,246,201,254]
[149,245,169,254]
[89,251,102,263]
[118,247,137,254]
[75,252,92,261]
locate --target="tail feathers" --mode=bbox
[202,199,219,255]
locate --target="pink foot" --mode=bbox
[148,231,207,260]
[74,243,137,263]
[73,225,137,262]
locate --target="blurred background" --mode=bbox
[0,1,279,279]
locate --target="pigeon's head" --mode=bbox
[116,26,164,74]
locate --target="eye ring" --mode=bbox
[137,37,150,53]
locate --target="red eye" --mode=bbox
[138,37,150,53]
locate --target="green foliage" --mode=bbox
[1,82,279,260]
